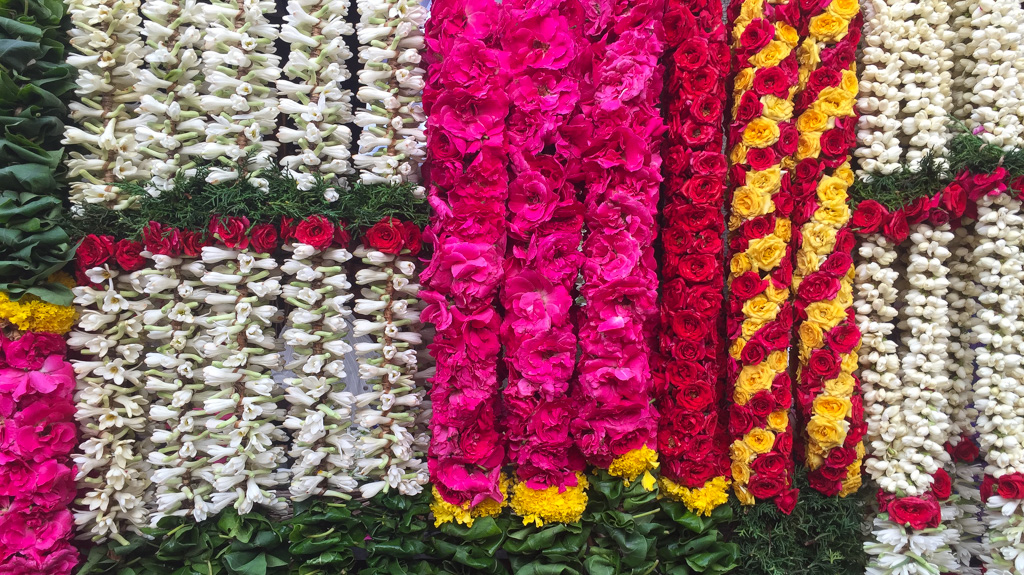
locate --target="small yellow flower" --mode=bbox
[740,0,765,23]
[762,95,794,122]
[731,336,749,359]
[731,253,753,274]
[766,350,788,373]
[744,428,776,454]
[796,110,829,133]
[730,143,749,166]
[799,322,824,350]
[776,22,799,47]
[841,350,859,373]
[813,396,852,422]
[803,222,838,255]
[806,416,847,450]
[511,473,589,527]
[747,235,787,270]
[737,363,775,395]
[751,40,791,68]
[797,38,820,68]
[734,483,755,506]
[609,446,659,485]
[731,461,752,484]
[732,187,774,220]
[773,217,792,242]
[734,68,755,92]
[741,318,766,339]
[747,166,783,194]
[743,295,779,322]
[813,87,856,117]
[840,69,858,96]
[805,301,846,330]
[659,476,731,517]
[827,0,860,20]
[743,117,781,149]
[764,283,789,304]
[824,372,857,396]
[795,249,820,276]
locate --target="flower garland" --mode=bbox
[63,0,149,209]
[352,218,429,499]
[281,216,360,502]
[135,0,207,192]
[572,0,665,489]
[0,332,79,574]
[790,0,864,498]
[421,0,509,523]
[277,0,354,189]
[655,0,731,515]
[497,0,587,527]
[70,240,153,542]
[724,0,799,512]
[353,0,427,185]
[200,0,281,180]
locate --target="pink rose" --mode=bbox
[0,400,76,463]
[0,502,74,557]
[1,333,65,371]
[0,544,78,575]
[0,355,75,401]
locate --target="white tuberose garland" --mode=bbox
[281,243,360,501]
[63,0,150,209]
[351,246,428,499]
[277,0,355,190]
[70,267,152,542]
[353,0,427,185]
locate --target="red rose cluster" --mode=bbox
[363,217,421,255]
[654,0,731,495]
[982,473,1024,502]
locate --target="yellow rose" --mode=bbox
[773,217,792,241]
[730,143,749,166]
[743,295,779,321]
[796,132,822,160]
[796,249,819,276]
[731,461,752,484]
[797,38,820,70]
[731,253,752,274]
[732,187,773,219]
[841,350,858,373]
[836,282,854,307]
[776,22,799,47]
[796,110,829,133]
[766,350,788,373]
[835,162,855,185]
[767,410,789,432]
[827,0,860,20]
[751,40,791,68]
[744,428,776,454]
[740,0,764,22]
[737,363,774,394]
[814,203,851,228]
[734,387,752,406]
[823,372,856,396]
[809,12,849,42]
[747,235,787,270]
[813,396,852,421]
[856,442,865,458]
[805,301,845,329]
[735,483,755,505]
[764,283,789,304]
[806,442,826,469]
[730,337,747,360]
[840,69,858,96]
[839,473,862,497]
[781,156,797,170]
[734,67,755,92]
[741,318,766,339]
[747,166,782,194]
[731,440,754,464]
[813,87,855,117]
[762,95,794,122]
[803,222,837,255]
[742,117,781,149]
[817,175,848,203]
[798,344,813,366]
[806,416,847,450]
[799,321,824,350]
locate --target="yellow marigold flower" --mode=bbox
[742,295,779,322]
[431,476,509,527]
[808,12,849,42]
[824,372,856,396]
[747,166,782,194]
[767,410,789,432]
[813,396,852,422]
[766,350,788,373]
[731,253,753,274]
[511,473,589,527]
[0,292,77,334]
[751,40,791,68]
[796,110,829,133]
[744,428,775,454]
[659,476,731,517]
[737,363,774,395]
[806,416,847,451]
[731,461,752,484]
[747,235,787,270]
[732,187,774,220]
[742,117,781,149]
[773,217,792,241]
[776,22,799,47]
[609,446,659,486]
[799,322,824,350]
[796,132,822,160]
[734,483,755,506]
[762,95,794,122]
[50,272,76,289]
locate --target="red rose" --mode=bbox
[808,469,842,496]
[181,230,210,257]
[797,272,841,303]
[771,374,793,410]
[966,167,1007,200]
[676,381,714,412]
[77,234,114,269]
[818,252,853,278]
[249,223,279,254]
[941,181,967,217]
[752,452,787,476]
[747,390,776,417]
[981,475,997,501]
[295,215,335,249]
[774,429,793,456]
[690,151,727,177]
[820,128,848,157]
[334,221,352,247]
[775,488,799,515]
[930,469,952,500]
[824,446,857,469]
[671,311,707,341]
[819,464,849,482]
[747,147,776,171]
[365,216,407,254]
[732,272,767,300]
[753,66,789,98]
[738,18,774,53]
[735,91,765,123]
[806,348,841,380]
[114,239,145,271]
[883,210,909,243]
[887,496,941,530]
[678,254,718,283]
[834,227,855,254]
[928,207,950,227]
[997,473,1024,500]
[902,196,931,225]
[692,93,723,124]
[210,216,250,249]
[851,200,888,233]
[280,217,298,243]
[142,222,181,256]
[794,158,822,183]
[776,122,798,156]
[951,438,979,463]
[741,339,768,366]
[675,37,710,70]
[826,322,861,354]
[747,472,786,499]
[741,214,776,240]
[729,404,755,436]
[680,176,725,206]
[807,66,841,93]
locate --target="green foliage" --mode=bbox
[64,162,430,242]
[656,501,738,575]
[729,472,866,575]
[583,472,662,575]
[0,190,73,304]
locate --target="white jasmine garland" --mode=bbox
[865,503,961,575]
[352,0,426,185]
[197,0,282,177]
[71,267,153,542]
[63,0,151,209]
[280,242,361,500]
[135,0,208,192]
[351,244,429,499]
[276,0,355,188]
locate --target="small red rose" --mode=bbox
[114,239,145,271]
[77,234,114,269]
[249,223,279,254]
[295,215,335,249]
[365,217,407,254]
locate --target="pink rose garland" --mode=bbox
[421,0,511,522]
[499,0,589,525]
[572,0,666,485]
[0,332,78,574]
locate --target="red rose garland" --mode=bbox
[654,0,732,514]
[421,0,511,523]
[499,0,589,525]
[572,0,666,486]
[724,0,800,512]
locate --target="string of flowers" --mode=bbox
[572,0,665,491]
[277,0,354,190]
[724,0,799,512]
[790,0,864,499]
[497,0,587,526]
[280,215,359,502]
[351,218,430,499]
[63,0,149,209]
[654,0,731,515]
[0,332,79,574]
[200,0,281,182]
[139,224,215,524]
[135,0,207,192]
[421,0,509,524]
[70,236,153,542]
[196,217,288,517]
[353,0,427,185]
